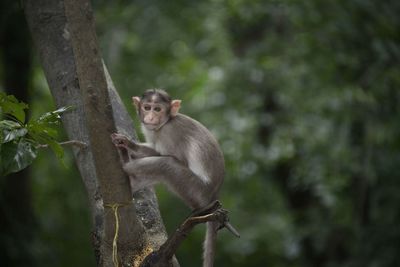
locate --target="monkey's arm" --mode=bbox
[111,133,160,159]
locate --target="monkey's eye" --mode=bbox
[143,106,151,111]
[154,107,162,112]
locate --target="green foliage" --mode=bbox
[2,0,397,266]
[0,93,29,122]
[27,106,72,159]
[94,0,400,266]
[0,92,71,176]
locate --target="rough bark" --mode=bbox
[23,0,171,266]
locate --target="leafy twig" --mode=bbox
[37,140,87,149]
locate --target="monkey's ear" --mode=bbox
[170,100,181,117]
[132,97,141,110]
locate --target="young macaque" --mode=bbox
[111,89,225,267]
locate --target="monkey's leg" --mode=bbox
[124,156,214,210]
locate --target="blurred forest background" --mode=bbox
[1,0,400,266]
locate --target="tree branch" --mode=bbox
[37,140,87,149]
[23,0,173,266]
[139,201,240,267]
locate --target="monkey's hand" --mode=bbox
[111,133,132,148]
[111,133,132,163]
[111,133,160,160]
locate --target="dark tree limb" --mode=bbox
[139,201,240,267]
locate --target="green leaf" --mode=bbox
[0,120,28,143]
[27,130,65,164]
[36,106,73,125]
[0,92,28,123]
[0,139,37,176]
[0,96,72,174]
[53,106,74,115]
[47,138,64,159]
[28,122,59,139]
[2,128,28,143]
[0,119,21,129]
[36,134,66,167]
[27,105,73,139]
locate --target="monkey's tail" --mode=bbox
[203,221,218,267]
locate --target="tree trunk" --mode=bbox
[23,0,174,266]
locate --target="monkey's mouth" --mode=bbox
[143,123,159,130]
[142,118,169,131]
[144,122,158,126]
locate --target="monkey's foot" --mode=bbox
[139,201,239,267]
[208,208,240,238]
[190,200,222,217]
[190,200,240,238]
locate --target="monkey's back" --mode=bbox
[143,114,225,195]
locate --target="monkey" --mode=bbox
[110,89,225,267]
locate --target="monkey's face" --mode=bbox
[139,101,169,130]
[132,91,181,131]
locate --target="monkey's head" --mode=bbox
[132,89,181,131]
